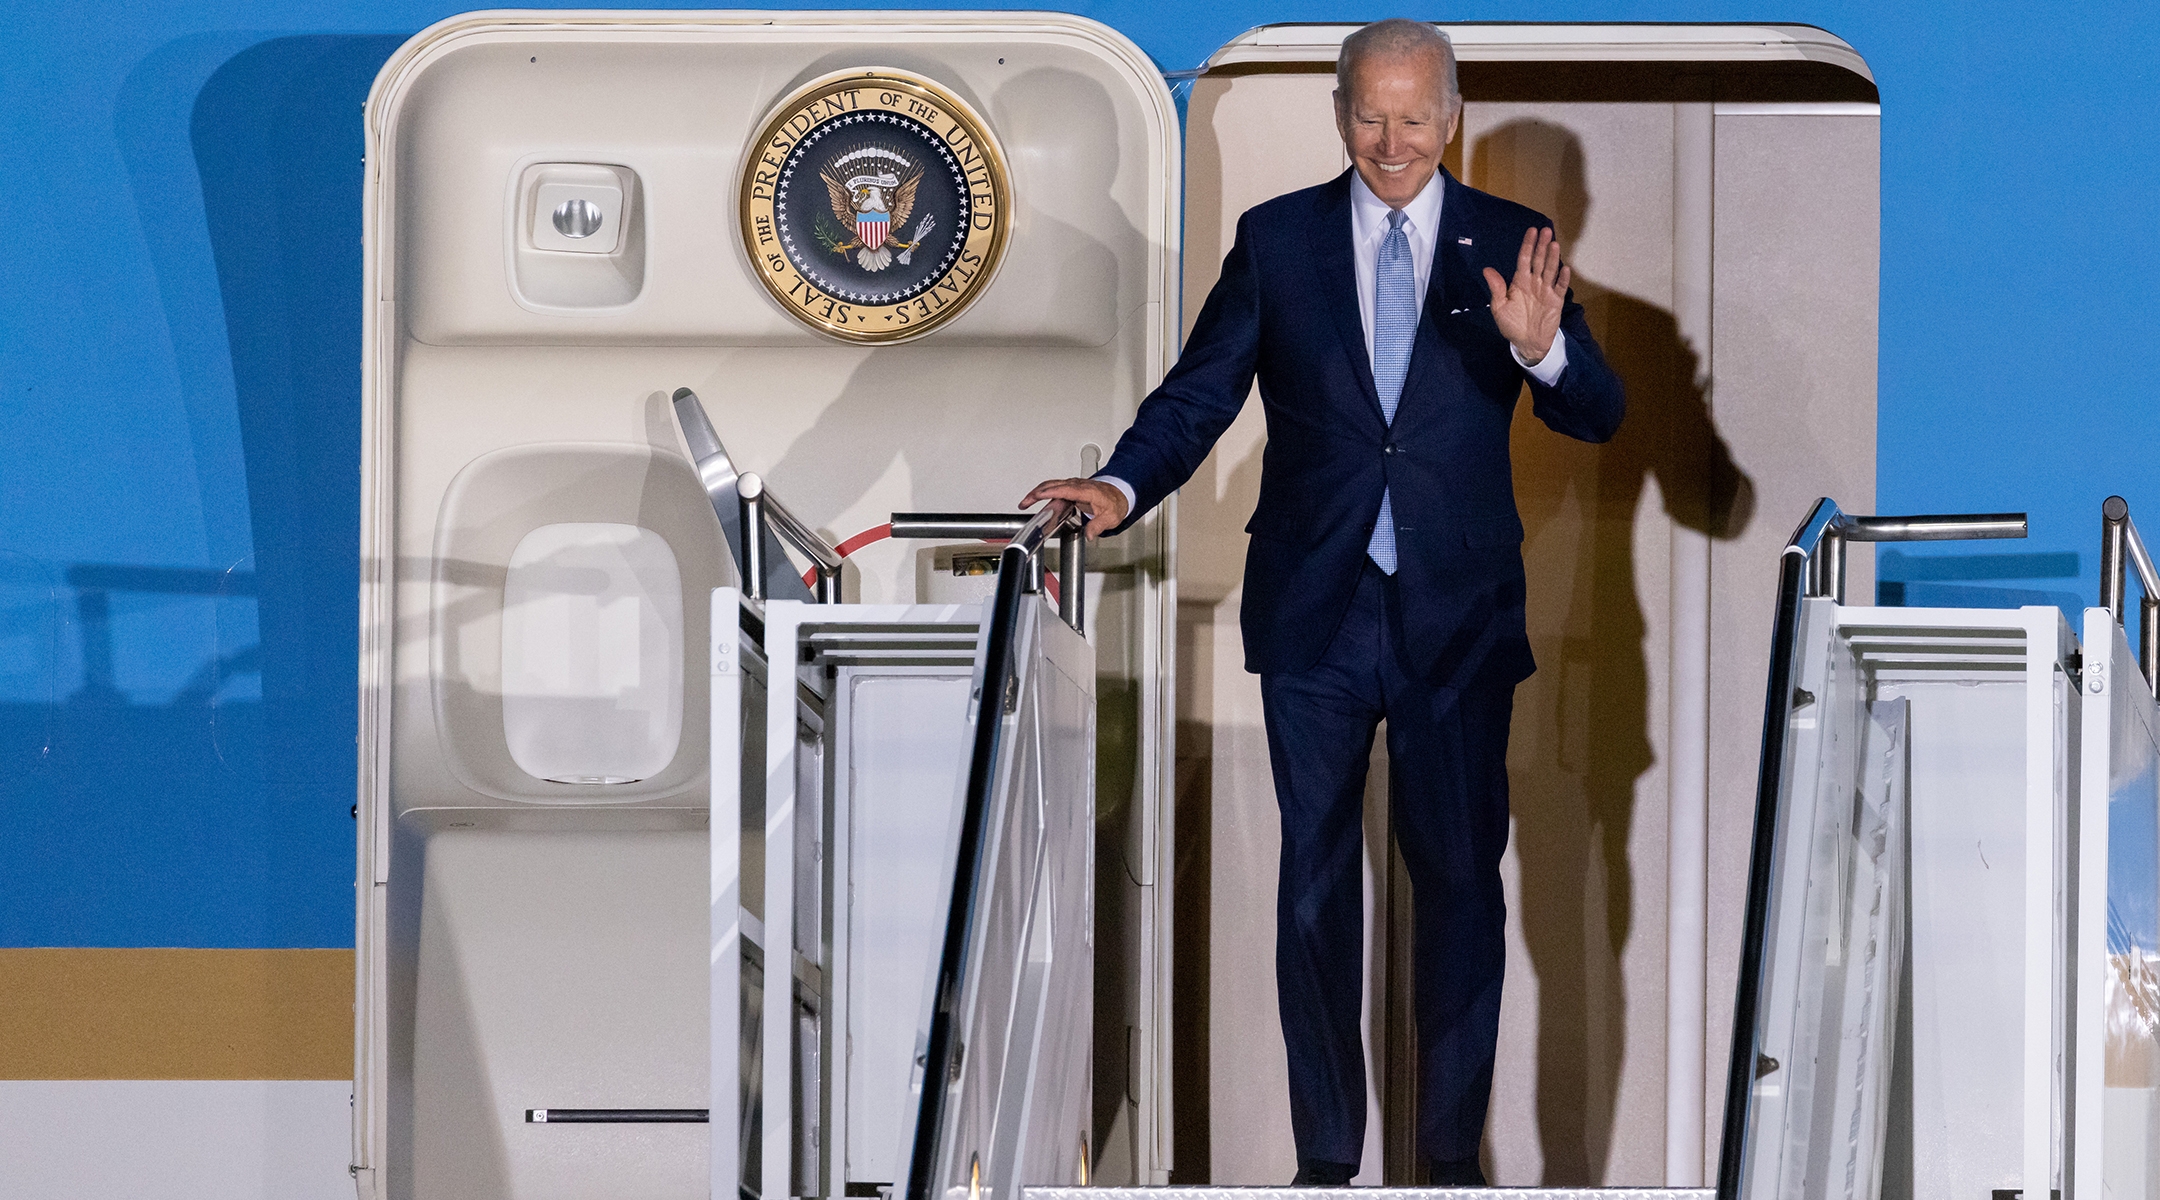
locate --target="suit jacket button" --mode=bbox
[1382,443,1396,455]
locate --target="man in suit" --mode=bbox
[1022,19,1623,1186]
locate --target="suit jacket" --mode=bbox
[1101,167,1624,684]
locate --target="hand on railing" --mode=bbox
[884,505,1089,634]
[1018,476,1128,539]
[1011,495,1083,547]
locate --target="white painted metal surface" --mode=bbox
[711,596,983,1200]
[1736,602,2079,1200]
[710,590,1094,1200]
[0,1081,353,1200]
[2074,611,2160,1200]
[838,671,974,1187]
[710,586,751,1200]
[913,594,1097,1200]
[1739,614,1910,1200]
[756,599,983,1200]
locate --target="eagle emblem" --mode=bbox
[741,68,1011,342]
[820,150,932,272]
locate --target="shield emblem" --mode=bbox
[856,211,888,251]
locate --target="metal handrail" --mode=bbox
[736,472,843,603]
[889,513,1029,540]
[903,498,1081,1200]
[2101,495,2160,685]
[1717,497,2027,1200]
[1806,508,2026,602]
[672,387,816,603]
[890,510,1088,636]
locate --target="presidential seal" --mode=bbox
[740,69,1011,343]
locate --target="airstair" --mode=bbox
[682,393,1097,1200]
[694,484,2160,1200]
[1715,499,2159,1200]
[357,366,2160,1200]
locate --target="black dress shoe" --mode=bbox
[1290,1160,1358,1186]
[1427,1157,1487,1186]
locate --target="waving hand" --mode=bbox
[1483,226,1570,366]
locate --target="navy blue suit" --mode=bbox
[1101,167,1623,1171]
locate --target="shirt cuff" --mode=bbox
[1094,474,1138,524]
[1512,332,1569,385]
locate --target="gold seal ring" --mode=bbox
[739,68,1012,343]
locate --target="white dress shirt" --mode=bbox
[1096,167,1570,519]
[1349,168,1569,383]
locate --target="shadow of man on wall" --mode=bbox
[1470,117,1754,1183]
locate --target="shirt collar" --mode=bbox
[1349,166,1446,242]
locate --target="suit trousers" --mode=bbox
[1260,558,1515,1170]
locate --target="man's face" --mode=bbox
[1334,50,1459,208]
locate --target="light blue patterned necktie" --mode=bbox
[1367,209,1414,574]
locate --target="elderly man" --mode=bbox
[1024,19,1623,1185]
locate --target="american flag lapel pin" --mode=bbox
[1457,236,1473,245]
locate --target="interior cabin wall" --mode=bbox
[1176,67,1875,1186]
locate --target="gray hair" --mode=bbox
[1336,19,1459,112]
